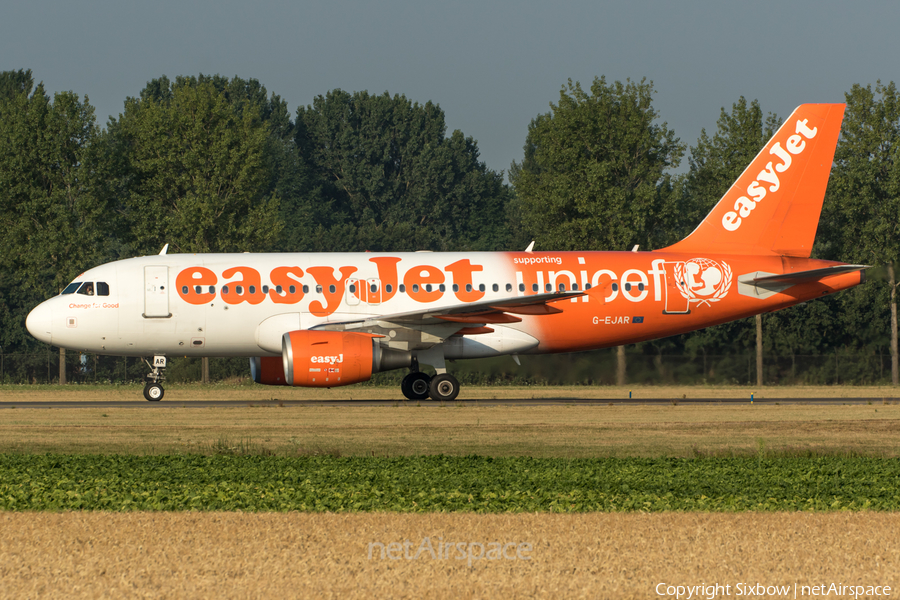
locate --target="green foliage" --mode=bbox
[107,76,283,254]
[1,454,898,512]
[294,90,511,252]
[825,81,900,266]
[679,97,781,237]
[510,77,684,251]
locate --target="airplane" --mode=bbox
[26,103,866,401]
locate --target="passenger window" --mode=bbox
[466,284,472,292]
[479,284,485,292]
[222,285,230,294]
[425,284,432,292]
[453,284,459,292]
[492,284,499,292]
[399,284,406,293]
[236,285,244,295]
[97,282,109,296]
[572,283,579,291]
[182,286,190,295]
[532,284,538,292]
[370,284,377,293]
[439,284,446,292]
[349,284,357,294]
[412,284,420,293]
[329,285,336,293]
[559,283,566,291]
[194,285,202,294]
[386,284,393,293]
[209,286,215,294]
[506,284,513,292]
[303,285,309,294]
[545,283,552,292]
[519,283,525,292]
[276,285,283,294]
[316,285,323,294]
[289,285,296,294]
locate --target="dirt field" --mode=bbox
[2,401,900,457]
[1,511,897,599]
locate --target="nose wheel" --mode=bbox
[143,382,165,401]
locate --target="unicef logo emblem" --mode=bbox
[674,258,732,307]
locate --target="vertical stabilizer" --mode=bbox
[663,103,845,257]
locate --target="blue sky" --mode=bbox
[3,0,898,175]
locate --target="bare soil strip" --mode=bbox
[2,403,899,457]
[1,512,897,599]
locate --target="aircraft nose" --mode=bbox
[26,302,53,344]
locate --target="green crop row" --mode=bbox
[1,454,899,512]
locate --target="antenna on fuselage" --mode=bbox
[159,244,169,255]
[524,241,535,253]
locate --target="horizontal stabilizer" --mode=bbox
[751,264,868,286]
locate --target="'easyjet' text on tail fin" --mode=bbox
[663,103,845,257]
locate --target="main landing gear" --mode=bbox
[143,355,167,401]
[400,357,460,402]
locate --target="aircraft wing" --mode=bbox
[311,290,584,348]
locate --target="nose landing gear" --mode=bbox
[143,355,167,401]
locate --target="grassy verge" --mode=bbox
[2,453,899,512]
[2,404,900,457]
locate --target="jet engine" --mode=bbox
[278,330,410,387]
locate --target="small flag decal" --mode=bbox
[633,316,645,324]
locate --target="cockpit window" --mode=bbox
[62,281,109,296]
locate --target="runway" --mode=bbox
[0,397,894,409]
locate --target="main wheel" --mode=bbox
[143,382,165,402]
[429,373,460,402]
[401,372,431,401]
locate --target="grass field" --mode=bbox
[2,385,899,597]
[2,398,899,457]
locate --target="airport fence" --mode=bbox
[0,349,896,386]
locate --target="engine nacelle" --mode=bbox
[249,356,288,385]
[281,330,410,387]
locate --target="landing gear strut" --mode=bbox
[143,355,167,401]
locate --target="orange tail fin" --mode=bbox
[663,103,845,257]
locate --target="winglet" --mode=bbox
[662,103,845,257]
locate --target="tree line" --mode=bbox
[1,69,897,385]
